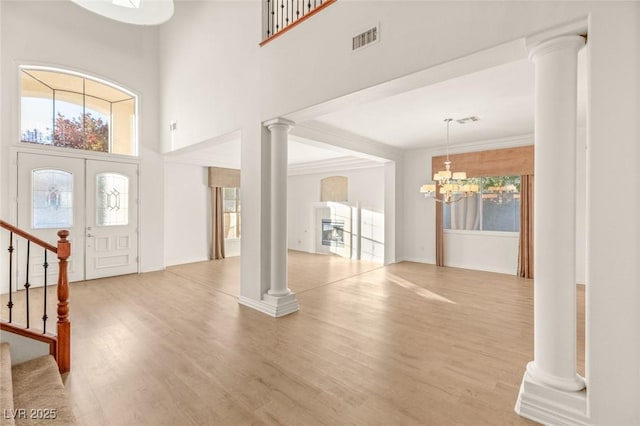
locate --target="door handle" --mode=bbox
[87,233,94,238]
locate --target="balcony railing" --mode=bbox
[261,0,336,46]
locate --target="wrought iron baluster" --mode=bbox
[307,1,311,13]
[266,0,271,37]
[296,0,300,19]
[25,240,31,328]
[280,0,285,31]
[285,0,289,26]
[7,232,14,323]
[274,0,279,32]
[42,249,49,334]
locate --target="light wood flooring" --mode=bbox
[2,251,585,425]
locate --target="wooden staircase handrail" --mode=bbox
[0,322,57,358]
[0,220,71,373]
[0,220,57,253]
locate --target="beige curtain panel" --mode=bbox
[518,175,534,278]
[435,183,445,267]
[212,187,225,260]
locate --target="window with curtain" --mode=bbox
[444,175,521,232]
[20,67,137,155]
[223,188,241,239]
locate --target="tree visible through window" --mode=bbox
[444,176,521,232]
[20,67,137,155]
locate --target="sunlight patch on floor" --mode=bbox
[385,273,456,304]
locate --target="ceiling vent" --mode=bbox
[352,25,379,51]
[456,116,480,124]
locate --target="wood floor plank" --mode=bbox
[1,252,586,425]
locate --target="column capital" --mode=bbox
[528,35,585,62]
[264,117,295,131]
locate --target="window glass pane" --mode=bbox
[54,92,86,150]
[20,68,136,156]
[443,176,520,232]
[111,99,135,155]
[223,200,236,213]
[222,188,240,238]
[446,192,482,230]
[32,169,73,229]
[96,173,129,226]
[85,96,111,152]
[223,188,235,200]
[482,176,521,232]
[21,72,54,145]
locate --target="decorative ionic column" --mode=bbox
[515,34,587,424]
[262,118,299,316]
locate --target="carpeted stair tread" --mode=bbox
[11,355,76,426]
[1,342,16,426]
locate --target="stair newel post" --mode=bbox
[56,230,71,373]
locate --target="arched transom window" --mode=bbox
[20,67,137,156]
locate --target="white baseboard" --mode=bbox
[238,293,299,318]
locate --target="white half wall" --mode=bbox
[444,231,519,275]
[164,162,210,266]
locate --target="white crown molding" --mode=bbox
[414,133,534,157]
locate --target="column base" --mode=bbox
[238,292,299,318]
[515,367,588,426]
[526,361,586,391]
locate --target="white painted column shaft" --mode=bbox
[265,118,294,297]
[527,35,585,391]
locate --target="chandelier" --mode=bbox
[420,118,479,204]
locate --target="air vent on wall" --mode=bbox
[352,25,379,51]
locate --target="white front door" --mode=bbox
[17,153,85,284]
[17,153,139,282]
[85,160,138,280]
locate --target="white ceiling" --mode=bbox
[167,50,586,171]
[313,59,536,149]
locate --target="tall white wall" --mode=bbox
[287,166,385,255]
[164,162,210,266]
[0,1,164,272]
[586,4,640,423]
[158,2,261,153]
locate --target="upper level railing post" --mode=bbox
[56,230,71,373]
[260,0,335,46]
